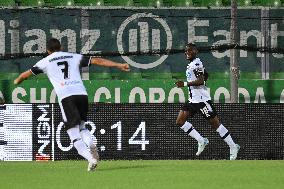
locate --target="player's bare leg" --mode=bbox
[79,121,100,161]
[209,116,240,160]
[176,110,209,156]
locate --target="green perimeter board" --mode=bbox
[1,79,284,103]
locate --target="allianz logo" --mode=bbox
[117,13,173,69]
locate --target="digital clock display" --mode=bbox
[1,104,284,160]
[31,103,190,160]
[51,103,152,160]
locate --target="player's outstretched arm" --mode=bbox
[175,75,205,88]
[14,70,33,85]
[90,57,130,72]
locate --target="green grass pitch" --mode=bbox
[1,160,284,189]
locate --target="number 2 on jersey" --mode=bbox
[57,61,69,79]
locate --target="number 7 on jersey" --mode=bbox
[57,61,69,79]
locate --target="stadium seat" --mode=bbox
[73,0,93,6]
[221,0,231,6]
[134,0,168,7]
[0,0,15,6]
[237,0,252,6]
[162,0,173,7]
[19,0,45,6]
[175,0,222,7]
[103,0,133,6]
[44,0,74,6]
[260,0,282,7]
[173,0,193,7]
[272,0,282,7]
[74,0,102,6]
[251,0,281,6]
[202,0,223,7]
[191,0,204,6]
[250,0,262,5]
[237,0,282,7]
[132,0,160,7]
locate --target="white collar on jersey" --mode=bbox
[187,57,200,68]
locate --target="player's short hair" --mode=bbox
[186,43,198,53]
[186,43,196,48]
[47,38,61,52]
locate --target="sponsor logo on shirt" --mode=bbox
[60,80,81,86]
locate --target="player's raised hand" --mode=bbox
[119,63,130,72]
[14,70,33,85]
[14,78,20,85]
[175,81,185,88]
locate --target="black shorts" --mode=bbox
[182,100,217,120]
[59,95,89,129]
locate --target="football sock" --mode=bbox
[79,121,94,147]
[180,121,204,143]
[216,124,236,148]
[67,125,94,163]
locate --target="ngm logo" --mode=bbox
[117,13,172,69]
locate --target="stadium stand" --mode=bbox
[103,0,133,6]
[74,0,103,6]
[0,0,283,7]
[237,0,282,6]
[171,0,193,7]
[0,0,15,6]
[236,0,251,6]
[18,0,44,6]
[0,1,283,81]
[44,0,74,6]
